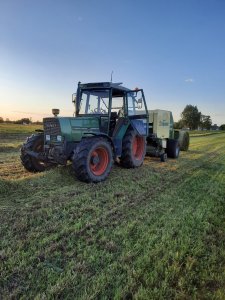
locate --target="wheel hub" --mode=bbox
[91,155,100,165]
[89,147,109,176]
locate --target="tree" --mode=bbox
[14,118,31,124]
[5,118,12,123]
[200,115,212,130]
[174,119,184,129]
[0,117,4,123]
[220,124,225,130]
[181,105,201,130]
[33,120,43,125]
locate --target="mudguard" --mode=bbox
[130,119,147,136]
[112,118,130,157]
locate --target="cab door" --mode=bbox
[125,89,149,136]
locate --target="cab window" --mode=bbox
[127,91,146,116]
[79,89,109,114]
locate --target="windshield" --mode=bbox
[79,89,109,115]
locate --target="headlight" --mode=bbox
[57,135,62,142]
[46,135,50,141]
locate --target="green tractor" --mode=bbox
[21,81,189,182]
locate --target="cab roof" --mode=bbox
[79,82,131,93]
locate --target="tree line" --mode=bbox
[174,104,225,131]
[0,106,224,130]
[0,117,42,125]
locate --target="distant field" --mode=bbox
[0,125,225,299]
[0,124,43,157]
[0,123,43,134]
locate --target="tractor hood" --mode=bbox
[43,116,101,143]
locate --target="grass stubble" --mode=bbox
[0,124,225,299]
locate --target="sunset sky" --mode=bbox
[0,0,225,124]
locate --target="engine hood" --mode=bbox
[58,116,100,142]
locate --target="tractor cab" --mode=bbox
[72,82,149,139]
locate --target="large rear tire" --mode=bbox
[20,134,49,172]
[72,137,113,183]
[166,139,180,158]
[120,128,146,168]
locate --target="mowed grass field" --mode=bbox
[0,124,225,299]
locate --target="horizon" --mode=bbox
[0,98,223,127]
[0,0,225,125]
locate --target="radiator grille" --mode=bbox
[43,118,61,135]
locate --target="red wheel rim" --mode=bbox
[132,135,145,160]
[89,147,109,176]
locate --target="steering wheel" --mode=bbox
[93,108,107,114]
[100,108,107,114]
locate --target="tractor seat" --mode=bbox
[110,111,118,120]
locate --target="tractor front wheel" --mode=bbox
[20,134,50,172]
[120,128,146,168]
[72,138,113,183]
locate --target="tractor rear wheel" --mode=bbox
[166,139,180,158]
[20,134,50,172]
[72,137,113,183]
[120,128,146,168]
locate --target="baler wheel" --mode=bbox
[160,152,168,162]
[120,128,146,168]
[72,137,113,183]
[166,139,180,159]
[178,131,190,151]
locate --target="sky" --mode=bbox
[0,0,225,124]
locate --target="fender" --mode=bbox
[113,119,147,157]
[111,118,130,157]
[130,119,148,136]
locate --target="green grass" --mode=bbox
[1,127,225,299]
[189,130,224,137]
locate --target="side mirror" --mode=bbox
[72,93,77,103]
[137,98,143,109]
